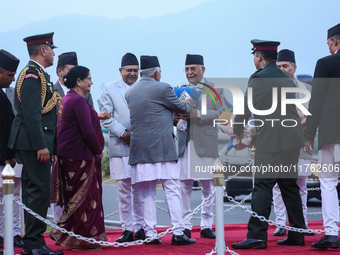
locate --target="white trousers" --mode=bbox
[318,144,340,236]
[273,177,308,226]
[180,179,214,230]
[0,177,22,237]
[116,178,144,232]
[51,203,64,223]
[134,179,184,236]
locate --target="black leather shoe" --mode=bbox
[41,246,64,255]
[231,238,267,249]
[273,227,286,236]
[172,234,196,246]
[22,247,63,255]
[277,237,305,246]
[145,236,162,245]
[304,228,315,236]
[0,236,3,248]
[183,228,191,238]
[21,248,44,255]
[135,228,146,240]
[14,235,24,248]
[311,235,339,249]
[116,230,134,243]
[200,228,216,239]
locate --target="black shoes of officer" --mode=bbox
[183,228,191,238]
[172,234,196,246]
[135,228,146,240]
[145,236,162,245]
[311,235,339,249]
[200,228,216,239]
[273,227,286,236]
[277,237,305,246]
[22,246,64,255]
[0,237,3,248]
[14,235,24,248]
[231,238,267,249]
[116,230,134,243]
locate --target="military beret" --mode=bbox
[23,32,57,49]
[328,23,340,39]
[121,53,139,67]
[251,39,280,53]
[140,55,160,70]
[278,49,296,64]
[185,54,204,66]
[0,49,20,72]
[57,52,78,67]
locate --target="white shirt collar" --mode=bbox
[30,60,45,72]
[189,77,204,88]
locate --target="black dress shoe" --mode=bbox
[200,228,216,239]
[183,228,191,238]
[304,228,315,236]
[22,247,58,255]
[277,237,305,246]
[273,227,286,236]
[135,228,146,240]
[116,230,134,243]
[0,236,3,248]
[172,234,196,246]
[145,236,162,245]
[231,238,267,249]
[311,235,339,249]
[14,235,24,248]
[41,246,64,255]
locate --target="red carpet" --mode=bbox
[10,221,338,254]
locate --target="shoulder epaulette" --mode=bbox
[16,67,63,118]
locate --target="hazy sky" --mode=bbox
[0,0,214,33]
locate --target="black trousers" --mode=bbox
[18,150,51,249]
[247,148,306,241]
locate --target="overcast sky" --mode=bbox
[0,0,214,33]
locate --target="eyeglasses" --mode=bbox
[125,68,139,73]
[184,67,202,73]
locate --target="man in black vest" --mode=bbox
[305,23,340,250]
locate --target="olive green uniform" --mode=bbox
[234,62,306,241]
[8,61,58,249]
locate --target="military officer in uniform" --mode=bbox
[8,33,64,255]
[231,40,306,249]
[305,23,340,249]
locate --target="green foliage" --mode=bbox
[101,150,110,177]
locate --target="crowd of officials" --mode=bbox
[0,22,340,255]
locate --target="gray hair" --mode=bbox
[140,67,160,77]
[291,62,296,67]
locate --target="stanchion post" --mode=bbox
[213,164,225,254]
[251,146,255,189]
[2,164,15,255]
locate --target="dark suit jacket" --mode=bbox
[57,90,102,160]
[234,63,304,154]
[125,76,190,165]
[8,61,57,154]
[54,79,94,107]
[0,89,15,165]
[305,50,340,148]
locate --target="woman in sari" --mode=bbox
[50,66,107,250]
